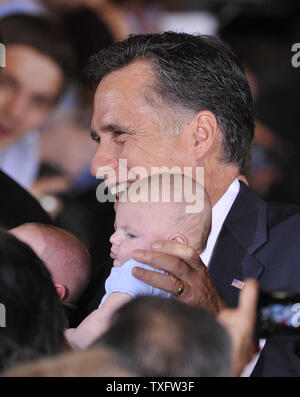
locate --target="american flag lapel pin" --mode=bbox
[231,278,245,290]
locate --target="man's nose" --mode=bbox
[5,93,28,121]
[90,138,118,178]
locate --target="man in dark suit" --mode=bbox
[86,32,300,376]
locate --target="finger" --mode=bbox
[238,279,259,321]
[132,265,184,296]
[132,249,192,281]
[152,240,204,271]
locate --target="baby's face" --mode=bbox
[109,201,170,267]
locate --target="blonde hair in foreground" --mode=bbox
[1,346,135,377]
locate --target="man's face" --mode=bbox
[110,200,173,267]
[0,45,64,150]
[90,60,194,191]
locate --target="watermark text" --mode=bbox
[0,43,5,67]
[0,303,6,327]
[95,160,205,213]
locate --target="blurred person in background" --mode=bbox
[0,13,75,189]
[0,1,114,201]
[87,0,163,41]
[219,3,300,204]
[39,0,115,71]
[0,0,44,17]
[238,65,286,198]
[0,230,67,374]
[10,223,92,324]
[97,296,232,377]
[0,21,52,229]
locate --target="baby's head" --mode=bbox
[10,223,91,305]
[110,173,211,267]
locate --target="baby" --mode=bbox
[10,223,91,308]
[66,173,211,350]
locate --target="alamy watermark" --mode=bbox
[291,43,300,68]
[0,303,6,327]
[291,303,300,327]
[95,160,205,214]
[0,43,5,67]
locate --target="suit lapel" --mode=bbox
[209,182,267,308]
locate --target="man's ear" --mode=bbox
[189,110,219,162]
[54,283,69,302]
[168,233,188,245]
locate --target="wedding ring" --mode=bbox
[174,281,185,297]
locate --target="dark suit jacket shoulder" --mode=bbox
[209,181,300,376]
[258,201,300,291]
[209,182,300,306]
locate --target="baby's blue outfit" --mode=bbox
[99,258,171,307]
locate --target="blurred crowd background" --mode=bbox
[1,0,300,322]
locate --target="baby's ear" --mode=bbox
[55,283,69,302]
[168,233,187,245]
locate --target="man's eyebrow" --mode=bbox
[100,124,130,133]
[90,123,135,138]
[32,93,54,105]
[91,124,122,134]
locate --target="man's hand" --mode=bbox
[217,279,259,377]
[132,240,226,315]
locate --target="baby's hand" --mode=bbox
[64,327,85,351]
[64,309,111,351]
[65,294,132,351]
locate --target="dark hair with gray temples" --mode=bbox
[85,31,255,171]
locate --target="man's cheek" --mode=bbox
[122,142,143,168]
[0,95,8,112]
[25,110,49,132]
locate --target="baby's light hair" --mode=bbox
[119,172,211,253]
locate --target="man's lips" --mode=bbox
[110,181,129,196]
[0,122,10,137]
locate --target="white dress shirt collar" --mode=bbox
[0,131,39,189]
[200,178,240,267]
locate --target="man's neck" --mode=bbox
[203,163,239,206]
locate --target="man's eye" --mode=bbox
[114,131,126,141]
[91,131,100,143]
[0,76,14,89]
[31,96,51,109]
